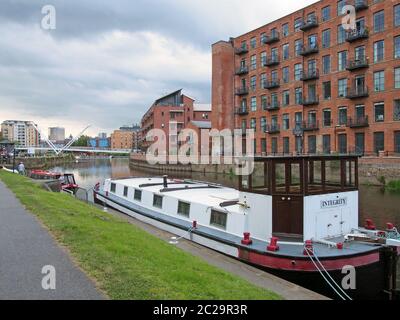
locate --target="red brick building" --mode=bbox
[140,89,211,152]
[212,0,400,156]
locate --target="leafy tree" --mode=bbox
[72,135,91,147]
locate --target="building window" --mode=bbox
[374,71,385,92]
[282,43,289,60]
[282,67,289,83]
[338,134,347,154]
[295,87,303,104]
[394,100,400,121]
[294,18,302,32]
[374,132,385,154]
[260,73,267,87]
[271,70,278,82]
[338,107,347,125]
[123,186,128,197]
[210,210,227,229]
[395,67,400,89]
[177,201,190,217]
[250,96,257,111]
[261,138,267,153]
[395,36,400,59]
[374,10,385,33]
[374,102,385,122]
[338,78,347,97]
[323,135,331,154]
[374,40,385,62]
[322,55,331,74]
[308,136,317,154]
[250,118,256,132]
[282,90,290,106]
[260,117,267,132]
[322,29,331,48]
[323,109,332,127]
[271,93,278,107]
[322,6,331,22]
[323,81,331,100]
[338,51,347,71]
[110,183,116,193]
[134,189,142,201]
[337,25,346,44]
[153,195,163,209]
[250,55,257,70]
[282,114,290,130]
[261,51,267,66]
[337,0,345,16]
[282,23,289,37]
[295,39,302,56]
[395,132,400,154]
[250,37,257,49]
[250,76,256,91]
[271,137,278,154]
[395,4,400,27]
[261,95,267,110]
[294,63,302,80]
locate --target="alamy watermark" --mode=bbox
[41,5,56,30]
[41,265,56,290]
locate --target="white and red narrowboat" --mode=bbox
[94,155,400,300]
[29,170,79,194]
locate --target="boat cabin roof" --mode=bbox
[239,155,359,196]
[110,177,241,212]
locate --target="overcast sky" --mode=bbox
[0,0,317,137]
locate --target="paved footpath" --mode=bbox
[0,180,105,300]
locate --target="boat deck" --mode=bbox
[98,178,381,259]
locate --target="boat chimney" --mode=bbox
[163,175,168,188]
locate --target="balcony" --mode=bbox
[347,116,369,128]
[235,66,249,75]
[264,56,280,67]
[355,0,369,12]
[263,102,280,111]
[235,128,247,136]
[346,57,369,71]
[299,43,319,56]
[300,17,319,31]
[265,124,280,134]
[262,31,280,44]
[346,28,369,43]
[235,45,249,55]
[235,87,249,96]
[302,121,319,132]
[302,96,319,106]
[235,107,249,116]
[346,86,369,99]
[300,69,319,81]
[262,80,280,90]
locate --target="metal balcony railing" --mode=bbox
[264,56,280,66]
[299,43,319,56]
[266,124,280,134]
[300,69,319,81]
[235,66,249,75]
[262,80,280,89]
[235,45,249,55]
[346,57,369,71]
[300,16,319,31]
[261,31,280,44]
[302,96,319,106]
[263,102,280,111]
[346,28,369,42]
[347,116,369,128]
[235,87,249,96]
[355,0,369,12]
[302,120,319,131]
[346,86,369,99]
[235,107,249,116]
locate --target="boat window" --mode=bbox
[307,160,323,193]
[289,162,302,194]
[153,195,163,209]
[210,210,227,229]
[134,189,142,201]
[251,161,269,193]
[345,159,356,188]
[324,160,342,191]
[274,163,286,193]
[110,183,116,193]
[177,201,190,217]
[123,186,128,197]
[240,175,250,191]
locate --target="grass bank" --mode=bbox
[0,171,280,300]
[386,180,400,193]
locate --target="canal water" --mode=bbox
[50,157,400,292]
